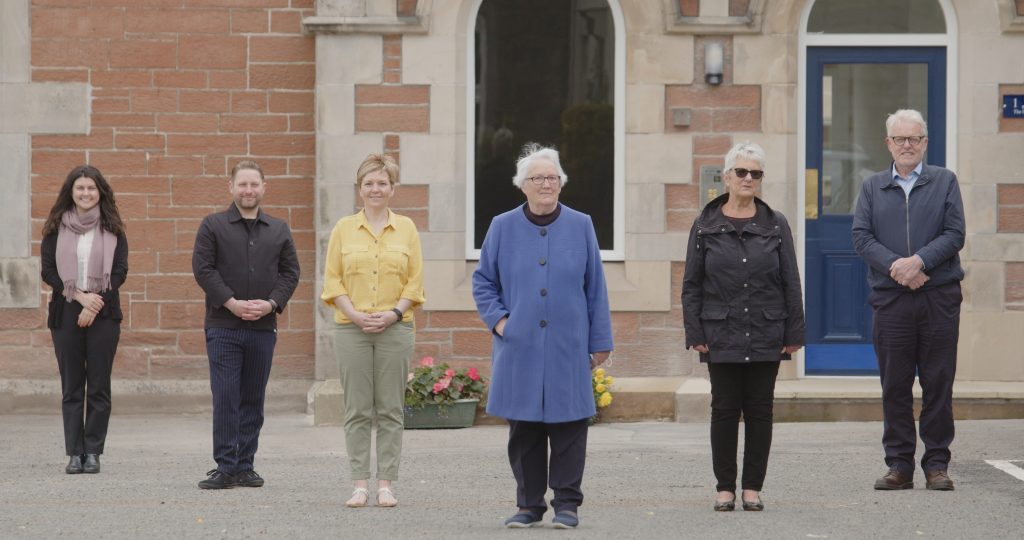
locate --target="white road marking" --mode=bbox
[985,460,1024,482]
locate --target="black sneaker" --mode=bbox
[236,469,264,488]
[198,469,236,489]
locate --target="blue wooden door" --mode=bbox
[805,47,946,375]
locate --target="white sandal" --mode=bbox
[377,486,398,507]
[345,487,370,508]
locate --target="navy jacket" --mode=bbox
[851,163,965,292]
[682,195,805,364]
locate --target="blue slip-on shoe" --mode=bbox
[551,511,579,529]
[504,511,543,529]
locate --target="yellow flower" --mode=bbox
[597,392,613,408]
[593,368,606,379]
[604,376,614,385]
[595,384,606,393]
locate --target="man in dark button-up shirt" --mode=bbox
[191,160,300,490]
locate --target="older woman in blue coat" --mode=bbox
[473,143,613,530]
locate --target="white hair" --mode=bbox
[886,109,928,136]
[723,141,766,172]
[511,143,568,189]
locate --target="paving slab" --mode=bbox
[0,414,1022,539]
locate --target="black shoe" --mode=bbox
[65,455,83,474]
[235,469,264,488]
[713,495,736,512]
[742,495,764,511]
[83,454,100,474]
[198,469,236,489]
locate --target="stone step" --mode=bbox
[7,377,1023,424]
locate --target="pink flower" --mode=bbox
[445,368,455,378]
[432,382,444,393]
[420,356,434,367]
[467,367,480,381]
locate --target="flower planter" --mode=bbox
[403,399,479,429]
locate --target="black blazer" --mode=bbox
[681,194,805,363]
[41,231,129,330]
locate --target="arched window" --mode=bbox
[807,0,945,34]
[468,0,623,257]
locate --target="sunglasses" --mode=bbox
[732,168,764,180]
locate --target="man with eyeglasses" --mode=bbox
[852,109,965,492]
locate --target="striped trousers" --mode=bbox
[205,327,277,475]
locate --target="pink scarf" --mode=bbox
[55,207,117,301]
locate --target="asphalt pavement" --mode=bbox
[1,414,1022,539]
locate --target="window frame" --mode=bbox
[464,0,626,261]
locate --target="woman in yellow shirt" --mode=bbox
[321,154,425,508]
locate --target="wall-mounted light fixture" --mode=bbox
[704,42,724,86]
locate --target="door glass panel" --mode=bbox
[821,63,928,215]
[808,0,945,34]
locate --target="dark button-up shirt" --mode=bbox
[192,203,300,330]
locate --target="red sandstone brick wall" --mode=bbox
[13,0,317,381]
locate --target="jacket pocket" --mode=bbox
[699,306,729,348]
[758,307,788,346]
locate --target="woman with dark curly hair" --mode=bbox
[40,165,128,475]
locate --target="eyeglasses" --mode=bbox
[731,168,764,180]
[526,175,560,186]
[889,136,926,146]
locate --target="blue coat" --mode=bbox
[472,204,613,423]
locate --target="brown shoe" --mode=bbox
[925,469,954,491]
[874,468,914,490]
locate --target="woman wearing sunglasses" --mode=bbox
[681,141,805,512]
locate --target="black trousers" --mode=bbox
[51,304,120,456]
[708,361,780,492]
[871,282,961,474]
[206,327,276,475]
[507,418,589,515]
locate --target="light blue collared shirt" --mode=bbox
[892,162,923,196]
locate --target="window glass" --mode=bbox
[474,0,615,250]
[808,0,945,34]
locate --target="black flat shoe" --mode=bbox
[714,493,736,512]
[83,454,100,474]
[65,455,83,474]
[742,496,764,511]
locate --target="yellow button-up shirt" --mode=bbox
[320,209,425,324]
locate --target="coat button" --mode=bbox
[539,320,547,328]
[540,228,547,236]
[539,258,547,266]
[249,241,254,246]
[743,307,748,312]
[744,356,750,361]
[745,332,750,337]
[540,289,548,296]
[743,283,748,287]
[742,258,747,262]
